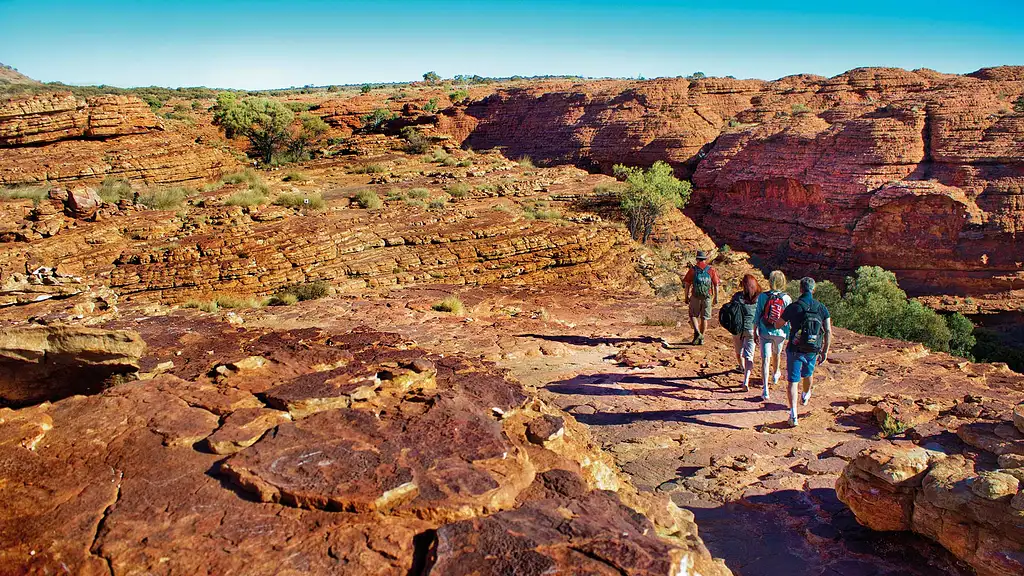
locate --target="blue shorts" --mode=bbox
[787,350,818,382]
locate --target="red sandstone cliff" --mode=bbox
[435,67,1024,295]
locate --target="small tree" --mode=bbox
[361,107,396,132]
[217,97,295,164]
[360,84,372,94]
[613,161,691,243]
[423,71,441,84]
[288,113,329,159]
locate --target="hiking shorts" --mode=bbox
[734,332,755,364]
[689,296,712,320]
[787,350,818,383]
[760,333,787,360]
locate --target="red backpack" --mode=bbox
[761,291,786,326]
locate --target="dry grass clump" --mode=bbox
[446,183,470,199]
[139,187,189,210]
[355,189,382,209]
[282,171,309,183]
[640,316,677,327]
[274,191,326,210]
[407,188,430,199]
[182,294,264,312]
[428,198,447,210]
[269,281,331,305]
[0,185,50,204]
[517,156,535,168]
[225,189,269,207]
[432,296,465,314]
[220,168,263,186]
[385,188,406,201]
[351,163,386,174]
[98,177,133,203]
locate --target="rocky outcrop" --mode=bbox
[0,92,238,186]
[0,321,730,575]
[435,67,1024,295]
[837,405,1024,576]
[0,325,144,405]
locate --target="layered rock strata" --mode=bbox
[435,67,1024,295]
[0,92,237,186]
[0,321,730,575]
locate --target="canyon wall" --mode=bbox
[437,67,1024,295]
[0,92,237,186]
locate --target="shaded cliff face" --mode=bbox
[0,92,238,186]
[438,67,1024,296]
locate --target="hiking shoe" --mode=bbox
[801,391,811,405]
[696,334,705,345]
[789,414,799,427]
[773,370,781,384]
[761,386,770,401]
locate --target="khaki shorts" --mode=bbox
[688,296,712,320]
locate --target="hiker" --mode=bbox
[723,274,760,391]
[754,270,792,401]
[778,277,832,427]
[682,250,720,345]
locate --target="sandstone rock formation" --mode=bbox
[0,325,144,406]
[0,320,730,575]
[433,67,1024,296]
[0,92,237,186]
[838,405,1024,576]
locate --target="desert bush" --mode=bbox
[432,296,464,314]
[423,97,439,113]
[139,187,189,210]
[614,161,691,243]
[284,102,316,113]
[98,177,133,203]
[517,156,535,168]
[593,181,624,195]
[267,292,299,306]
[785,266,977,359]
[523,206,561,220]
[385,188,406,201]
[446,183,470,199]
[274,281,330,302]
[351,163,386,174]
[361,108,396,132]
[405,198,427,208]
[182,300,219,313]
[215,97,295,163]
[401,126,432,154]
[287,113,329,160]
[423,71,441,84]
[225,189,269,207]
[792,103,811,115]
[355,189,382,209]
[282,171,308,182]
[449,89,469,103]
[456,159,473,167]
[0,185,49,204]
[360,84,372,94]
[641,316,676,327]
[428,198,447,209]
[214,294,264,309]
[407,188,430,199]
[1014,96,1024,114]
[274,191,325,210]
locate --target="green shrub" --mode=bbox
[139,187,189,210]
[355,189,382,209]
[406,198,427,208]
[641,316,676,327]
[446,183,470,199]
[613,161,692,243]
[440,156,457,167]
[360,84,372,94]
[267,292,299,306]
[593,181,624,195]
[361,108,396,132]
[401,126,432,154]
[517,156,535,168]
[274,191,325,210]
[287,113,329,160]
[225,189,269,207]
[351,163,386,174]
[423,97,439,113]
[792,266,977,359]
[456,159,473,168]
[215,97,295,163]
[274,281,330,302]
[792,103,811,115]
[523,206,561,220]
[284,102,316,113]
[0,186,49,204]
[449,89,469,103]
[1014,96,1024,114]
[214,294,264,309]
[385,188,406,201]
[432,296,465,314]
[428,198,447,209]
[407,188,430,199]
[282,171,308,182]
[423,71,441,84]
[98,177,133,203]
[429,148,452,164]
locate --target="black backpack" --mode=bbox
[719,300,745,335]
[794,300,826,353]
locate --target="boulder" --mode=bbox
[64,187,102,219]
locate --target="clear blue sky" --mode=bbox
[1,0,1021,89]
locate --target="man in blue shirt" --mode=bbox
[779,277,832,427]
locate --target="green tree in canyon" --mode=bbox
[216,96,295,164]
[614,161,691,243]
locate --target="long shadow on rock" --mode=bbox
[688,489,973,576]
[574,409,751,429]
[517,334,660,347]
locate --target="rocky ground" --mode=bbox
[0,105,1022,574]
